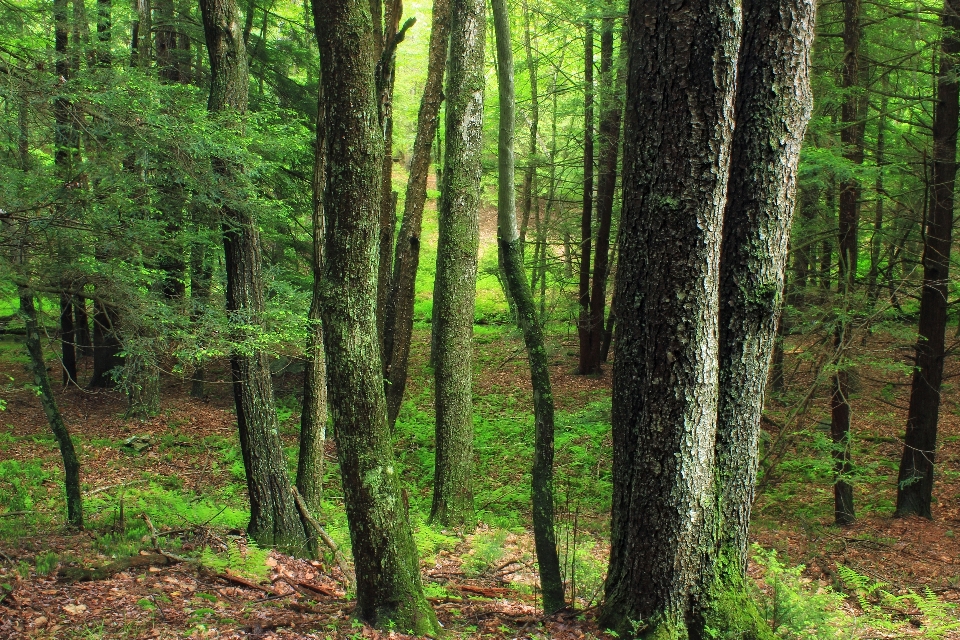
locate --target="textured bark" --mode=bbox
[429,0,484,529]
[576,21,595,375]
[383,0,451,428]
[586,11,623,372]
[831,0,864,526]
[297,81,328,516]
[200,0,309,554]
[708,0,814,614]
[896,0,960,519]
[491,0,565,613]
[313,0,439,632]
[599,1,741,636]
[20,290,83,528]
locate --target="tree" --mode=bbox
[491,0,565,613]
[313,0,440,631]
[576,19,595,375]
[704,0,814,631]
[599,1,742,634]
[382,0,452,428]
[199,0,309,554]
[430,0,485,528]
[895,0,960,519]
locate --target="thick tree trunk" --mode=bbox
[491,0,565,613]
[20,290,83,528]
[313,0,439,632]
[701,0,814,632]
[297,83,328,516]
[896,0,960,519]
[599,1,741,636]
[576,21,595,375]
[586,10,622,372]
[430,0,484,528]
[200,0,308,554]
[382,0,451,428]
[831,0,864,527]
[74,296,92,357]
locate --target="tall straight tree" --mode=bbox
[896,0,960,519]
[430,0,484,528]
[704,0,815,630]
[576,20,595,375]
[382,0,452,428]
[491,0,565,614]
[830,0,864,526]
[199,0,309,554]
[313,0,439,632]
[599,0,741,635]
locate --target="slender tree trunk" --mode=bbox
[586,9,623,371]
[491,0,565,613]
[599,1,741,635]
[189,219,212,398]
[867,89,888,305]
[430,0,484,528]
[313,0,439,631]
[20,289,84,528]
[97,0,111,66]
[519,0,538,253]
[200,0,308,554]
[297,82,328,516]
[896,0,960,519]
[698,1,814,633]
[576,21,595,375]
[60,295,78,385]
[831,0,864,527]
[90,299,122,387]
[383,0,451,428]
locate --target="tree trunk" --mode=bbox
[491,0,565,613]
[586,9,623,372]
[576,21,594,375]
[599,1,741,636]
[519,0,538,253]
[74,296,92,357]
[90,299,123,388]
[20,290,84,529]
[382,0,451,429]
[297,82,328,516]
[867,88,888,306]
[97,0,111,66]
[313,0,439,632]
[896,0,960,519]
[701,0,814,632]
[200,0,308,554]
[60,295,78,385]
[831,0,864,527]
[189,219,213,399]
[430,0,484,528]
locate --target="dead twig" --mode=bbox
[291,487,354,589]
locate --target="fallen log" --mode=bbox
[58,553,177,582]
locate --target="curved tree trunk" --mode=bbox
[382,0,452,428]
[599,1,741,635]
[430,0,484,528]
[491,0,565,614]
[313,0,439,632]
[200,0,308,554]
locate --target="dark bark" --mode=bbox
[599,0,741,636]
[313,0,439,631]
[896,0,960,519]
[704,0,814,629]
[831,0,864,527]
[576,21,595,375]
[74,297,92,357]
[382,0,451,428]
[90,299,122,388]
[491,0,565,612]
[430,0,484,528]
[585,11,623,372]
[60,295,78,385]
[200,0,309,554]
[19,290,83,528]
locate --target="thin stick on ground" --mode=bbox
[291,486,354,589]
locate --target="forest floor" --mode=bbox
[0,325,959,639]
